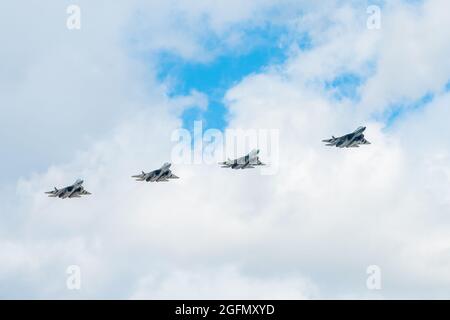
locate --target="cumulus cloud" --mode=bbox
[361,0,450,112]
[131,266,318,299]
[1,0,450,299]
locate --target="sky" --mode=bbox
[1,0,450,299]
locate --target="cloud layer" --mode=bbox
[1,0,450,299]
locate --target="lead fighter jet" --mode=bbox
[219,149,265,169]
[322,126,371,148]
[132,162,179,182]
[45,179,91,199]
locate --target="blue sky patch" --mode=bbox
[383,92,434,126]
[156,25,308,132]
[325,73,363,102]
[444,79,450,92]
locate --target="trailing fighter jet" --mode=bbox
[45,179,91,199]
[132,162,179,182]
[322,126,371,148]
[219,149,265,169]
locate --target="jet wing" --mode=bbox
[45,187,66,197]
[156,170,179,181]
[219,158,233,168]
[323,135,338,142]
[245,159,264,168]
[340,137,356,148]
[66,188,78,198]
[132,171,148,179]
[68,189,90,198]
[236,155,247,164]
[134,170,159,181]
[45,192,58,197]
[256,158,265,166]
[323,138,339,146]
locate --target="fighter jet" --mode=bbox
[322,126,371,148]
[45,179,91,199]
[219,149,265,169]
[132,162,179,182]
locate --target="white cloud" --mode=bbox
[361,0,450,112]
[131,266,318,299]
[1,0,450,299]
